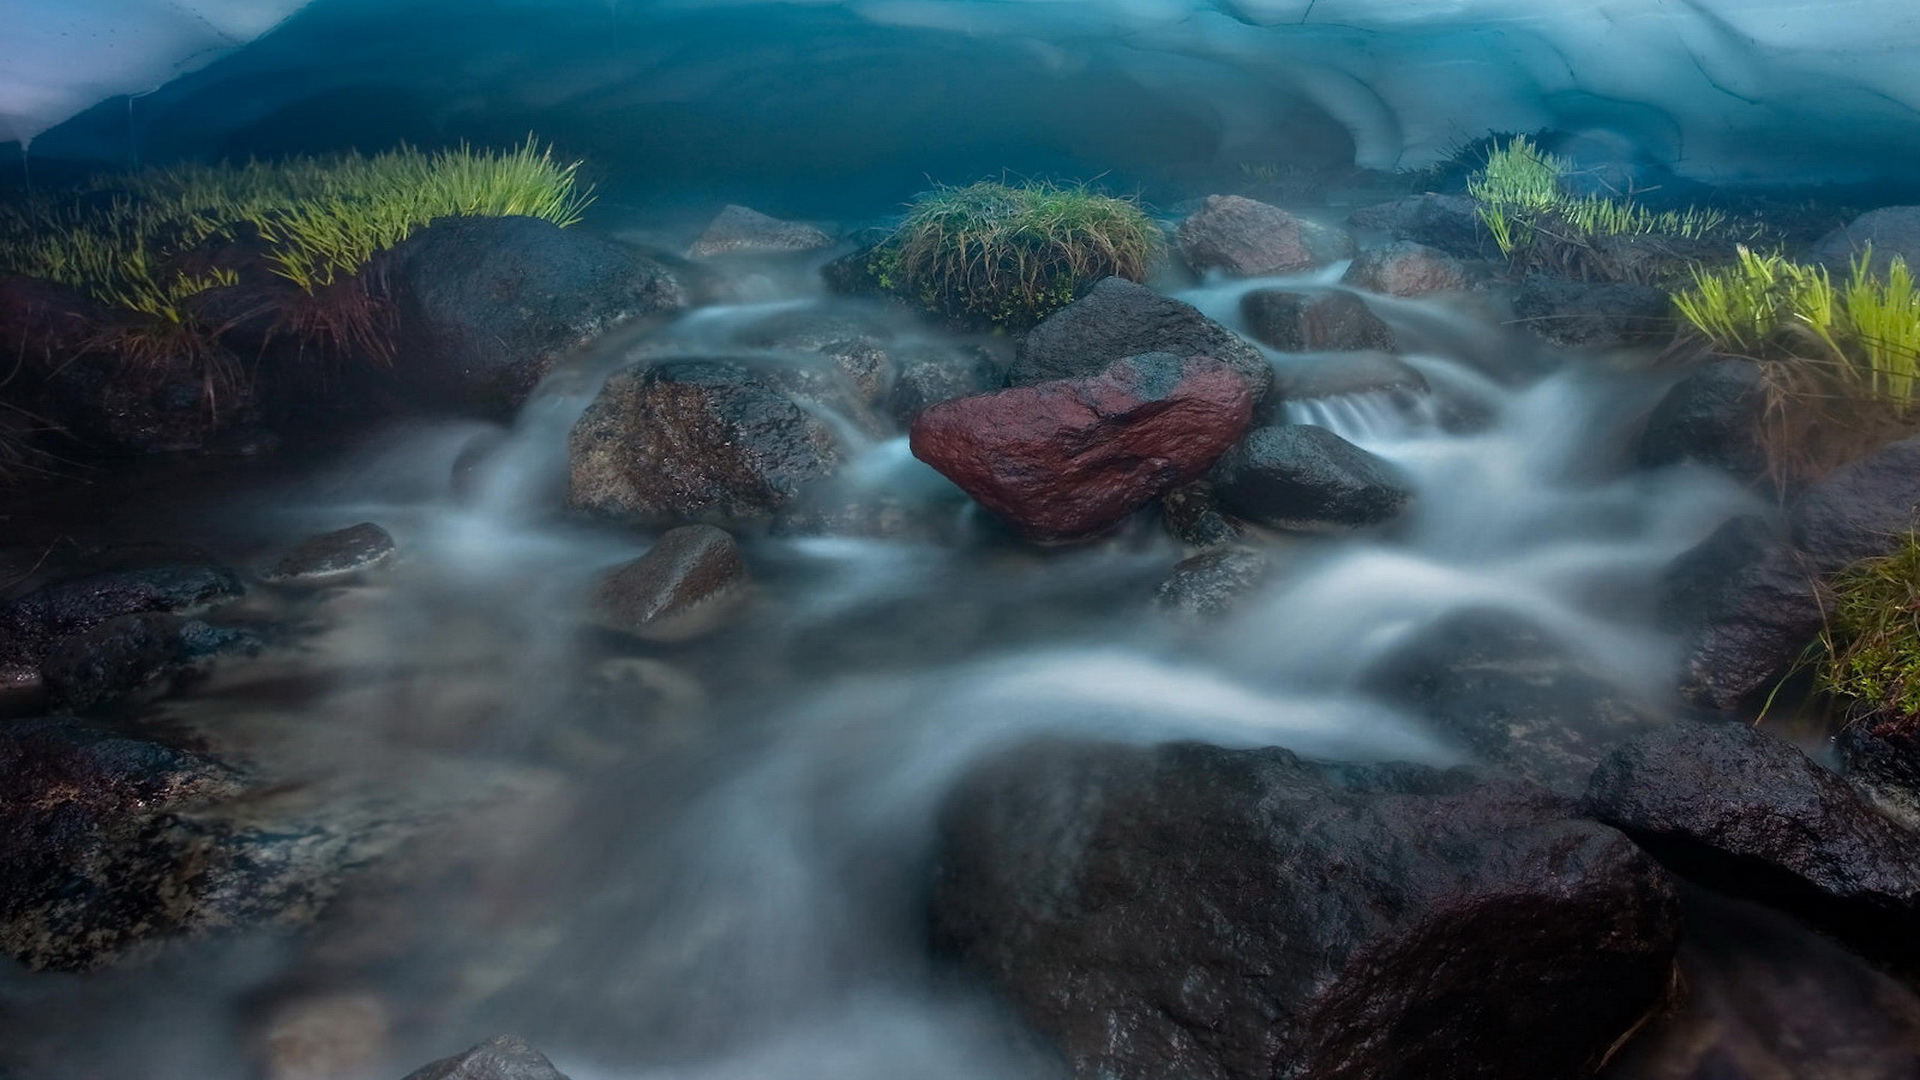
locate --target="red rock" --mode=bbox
[909,353,1258,542]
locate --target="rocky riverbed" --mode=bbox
[4,176,1920,1080]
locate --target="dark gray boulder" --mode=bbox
[567,357,845,525]
[262,522,398,586]
[1791,432,1920,572]
[588,525,749,643]
[886,344,1002,425]
[1587,720,1920,966]
[933,739,1681,1080]
[1809,206,1920,277]
[1348,194,1493,259]
[1239,289,1396,353]
[1211,423,1410,532]
[1660,516,1825,712]
[1363,608,1662,792]
[385,216,686,415]
[1010,278,1272,402]
[399,1037,571,1080]
[1636,358,1769,484]
[1511,275,1671,348]
[1271,351,1427,403]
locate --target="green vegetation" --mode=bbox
[1466,136,1731,280]
[1669,247,1920,488]
[1675,247,1920,407]
[869,181,1158,329]
[0,137,592,347]
[1819,535,1920,718]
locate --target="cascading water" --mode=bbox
[1,249,1771,1079]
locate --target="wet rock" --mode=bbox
[1341,241,1470,297]
[1587,719,1920,965]
[1010,278,1273,402]
[263,523,399,586]
[933,739,1681,1080]
[887,344,1002,425]
[1176,195,1347,277]
[687,205,833,258]
[398,1036,571,1080]
[1661,516,1826,712]
[1158,481,1245,549]
[40,612,260,710]
[1153,546,1270,618]
[1637,358,1770,484]
[1348,194,1493,258]
[1511,275,1672,348]
[910,353,1257,542]
[1363,608,1662,792]
[567,357,845,525]
[1791,432,1920,572]
[1210,423,1410,533]
[0,563,245,661]
[1838,715,1920,832]
[0,716,240,969]
[589,525,749,643]
[0,660,46,719]
[385,216,686,415]
[1810,206,1920,277]
[1238,289,1396,353]
[1271,351,1427,402]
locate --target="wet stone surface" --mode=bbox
[263,523,399,586]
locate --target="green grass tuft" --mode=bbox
[870,180,1158,329]
[1820,534,1920,717]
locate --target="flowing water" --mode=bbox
[1,258,1774,1078]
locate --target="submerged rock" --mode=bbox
[1158,480,1246,549]
[567,357,845,525]
[398,1036,571,1080]
[0,563,245,659]
[910,353,1256,542]
[1341,241,1470,297]
[40,612,260,710]
[933,739,1680,1080]
[1637,358,1770,484]
[1348,194,1493,259]
[1238,289,1396,353]
[1010,278,1273,402]
[1511,275,1671,348]
[1210,423,1410,533]
[1153,545,1271,618]
[1176,195,1347,277]
[1270,351,1427,403]
[886,344,1002,425]
[686,205,832,258]
[385,216,685,415]
[589,525,749,643]
[1364,607,1662,792]
[1587,719,1920,966]
[262,523,399,586]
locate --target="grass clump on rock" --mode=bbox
[1672,246,1920,485]
[1819,535,1920,717]
[870,181,1158,329]
[0,137,593,372]
[1467,136,1730,280]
